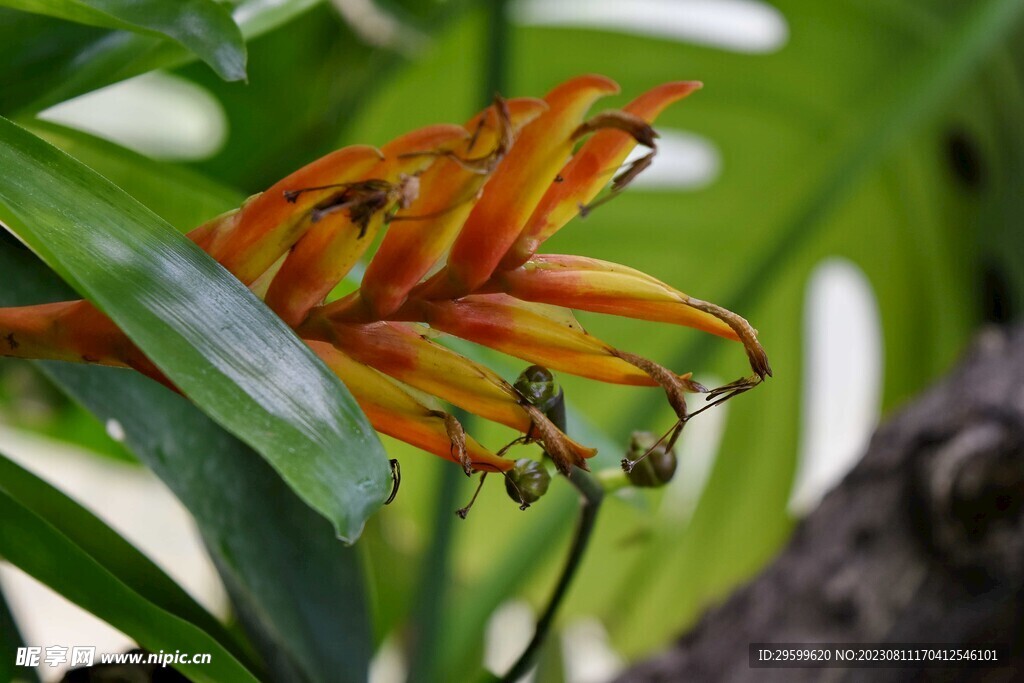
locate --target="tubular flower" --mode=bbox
[0,75,770,482]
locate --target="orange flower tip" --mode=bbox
[546,74,621,102]
[505,97,549,121]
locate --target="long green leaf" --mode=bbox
[0,133,376,681]
[0,488,260,683]
[0,452,250,666]
[26,119,240,230]
[0,0,321,116]
[0,116,389,542]
[0,272,377,683]
[39,363,377,683]
[0,0,246,81]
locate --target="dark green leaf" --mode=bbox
[0,0,246,81]
[0,116,389,542]
[0,486,260,683]
[0,582,37,683]
[37,363,377,683]
[0,452,250,665]
[0,142,376,682]
[0,0,321,115]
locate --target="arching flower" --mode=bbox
[0,75,769,479]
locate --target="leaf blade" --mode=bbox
[0,0,247,80]
[0,486,261,683]
[0,115,390,542]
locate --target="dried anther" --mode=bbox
[402,95,517,176]
[572,110,659,148]
[612,350,690,420]
[308,177,419,237]
[385,458,401,505]
[432,410,473,476]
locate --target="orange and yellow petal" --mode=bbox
[205,145,384,284]
[307,340,511,472]
[505,81,701,267]
[263,125,469,326]
[441,75,620,293]
[357,98,547,319]
[399,293,696,388]
[485,254,739,340]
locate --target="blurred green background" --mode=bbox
[2,0,1023,681]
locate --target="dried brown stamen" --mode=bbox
[385,458,401,505]
[572,110,658,148]
[519,402,588,476]
[611,350,690,420]
[684,296,772,380]
[429,409,473,476]
[456,472,488,519]
[400,95,516,175]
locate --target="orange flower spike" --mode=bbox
[310,320,534,431]
[402,293,701,389]
[205,144,384,284]
[504,81,702,268]
[263,125,470,327]
[485,255,771,379]
[303,319,597,469]
[186,206,240,251]
[440,75,620,294]
[356,98,548,319]
[486,254,736,338]
[308,341,512,473]
[0,301,168,385]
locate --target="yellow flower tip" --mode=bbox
[380,123,470,157]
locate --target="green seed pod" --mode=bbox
[505,458,551,508]
[625,431,677,488]
[514,365,562,414]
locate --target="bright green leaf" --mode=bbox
[0,116,389,542]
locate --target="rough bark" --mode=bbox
[617,326,1024,683]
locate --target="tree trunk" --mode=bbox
[617,326,1024,683]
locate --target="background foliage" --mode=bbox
[2,0,1023,681]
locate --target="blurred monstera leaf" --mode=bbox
[325,0,1024,669]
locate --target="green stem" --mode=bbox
[500,467,603,682]
[483,0,511,101]
[405,453,464,683]
[494,387,605,682]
